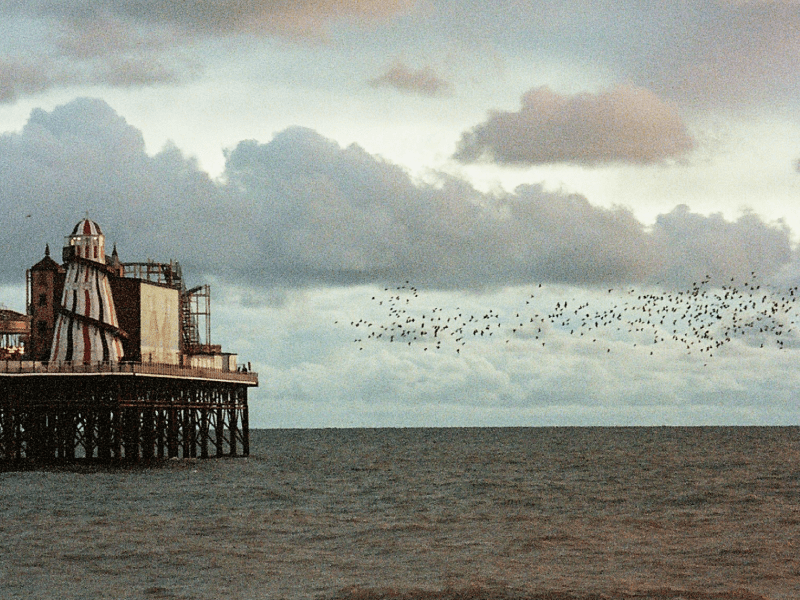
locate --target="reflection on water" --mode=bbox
[0,427,798,600]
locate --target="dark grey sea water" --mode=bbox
[0,427,798,600]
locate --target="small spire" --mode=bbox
[44,243,50,257]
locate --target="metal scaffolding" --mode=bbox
[121,260,183,289]
[120,261,213,353]
[182,284,211,352]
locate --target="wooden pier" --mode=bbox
[3,218,260,465]
[0,361,257,464]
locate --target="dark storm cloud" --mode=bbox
[0,99,793,291]
[369,62,452,97]
[453,85,695,167]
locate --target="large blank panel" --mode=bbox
[140,284,180,364]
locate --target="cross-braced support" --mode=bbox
[0,374,250,464]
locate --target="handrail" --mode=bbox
[0,360,258,385]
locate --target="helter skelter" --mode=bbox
[50,218,125,364]
[0,217,258,464]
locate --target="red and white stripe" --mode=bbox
[51,221,125,364]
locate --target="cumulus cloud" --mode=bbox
[651,206,793,286]
[0,98,793,293]
[453,85,695,167]
[369,62,452,97]
[219,128,662,287]
[0,98,224,278]
[6,98,800,429]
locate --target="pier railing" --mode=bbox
[0,359,258,385]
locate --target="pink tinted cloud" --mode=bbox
[454,85,695,167]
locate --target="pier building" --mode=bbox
[0,308,29,360]
[0,218,257,464]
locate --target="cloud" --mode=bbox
[369,62,452,97]
[5,2,800,109]
[453,85,695,167]
[0,0,416,102]
[651,205,793,286]
[0,59,53,104]
[53,13,174,60]
[0,98,225,278]
[219,285,800,427]
[0,98,793,293]
[418,2,800,108]
[0,57,187,103]
[9,1,415,38]
[90,57,188,87]
[645,4,800,107]
[4,98,800,428]
[0,24,195,102]
[219,128,662,287]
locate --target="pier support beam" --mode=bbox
[0,374,251,465]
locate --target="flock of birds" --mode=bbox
[341,273,800,362]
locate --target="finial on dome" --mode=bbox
[45,244,50,257]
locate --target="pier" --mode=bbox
[1,217,258,464]
[0,361,256,463]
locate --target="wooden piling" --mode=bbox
[0,365,254,465]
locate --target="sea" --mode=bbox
[0,427,798,600]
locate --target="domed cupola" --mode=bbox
[64,217,106,264]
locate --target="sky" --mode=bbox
[2,0,800,427]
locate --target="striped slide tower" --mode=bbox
[50,218,125,364]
